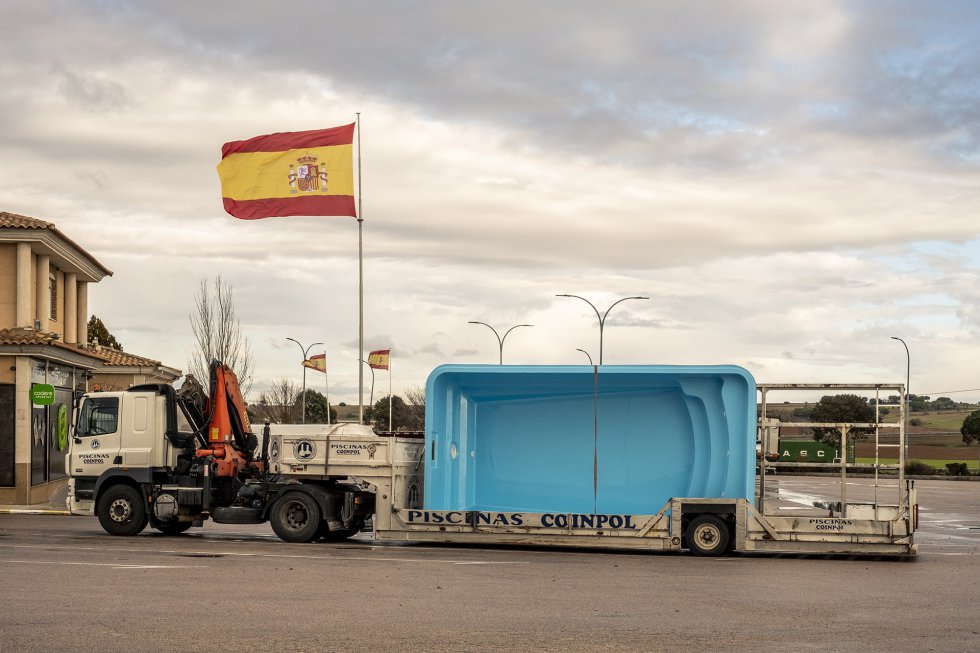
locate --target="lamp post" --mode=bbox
[286,337,323,424]
[360,358,376,408]
[468,321,533,364]
[891,336,910,464]
[556,294,649,364]
[576,348,594,366]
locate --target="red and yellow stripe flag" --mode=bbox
[217,123,356,220]
[302,353,326,373]
[368,349,390,370]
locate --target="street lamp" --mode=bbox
[468,321,533,365]
[286,337,323,424]
[556,294,649,364]
[891,336,910,464]
[576,348,594,366]
[360,358,376,407]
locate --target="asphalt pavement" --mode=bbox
[1,477,978,652]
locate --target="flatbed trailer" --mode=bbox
[270,371,916,557]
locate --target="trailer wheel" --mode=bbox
[685,515,730,557]
[154,521,192,535]
[96,485,148,537]
[270,493,322,543]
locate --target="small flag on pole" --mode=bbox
[303,354,326,373]
[217,123,357,220]
[368,349,390,370]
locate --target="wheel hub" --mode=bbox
[284,502,309,530]
[695,525,719,548]
[109,498,133,523]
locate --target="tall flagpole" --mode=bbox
[357,112,365,425]
[324,350,331,425]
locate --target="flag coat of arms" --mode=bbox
[368,349,390,370]
[303,354,326,373]
[217,123,356,220]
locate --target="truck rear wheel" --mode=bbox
[685,514,730,557]
[270,493,322,543]
[97,485,148,537]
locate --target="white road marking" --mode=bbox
[3,559,206,569]
[0,542,529,565]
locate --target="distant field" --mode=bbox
[911,410,976,430]
[764,403,976,432]
[854,436,980,460]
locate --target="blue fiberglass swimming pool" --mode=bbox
[423,365,756,514]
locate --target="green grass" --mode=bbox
[910,410,975,430]
[855,457,979,471]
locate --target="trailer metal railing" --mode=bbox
[757,383,908,520]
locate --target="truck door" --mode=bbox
[68,396,122,479]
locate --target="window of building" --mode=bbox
[49,273,57,320]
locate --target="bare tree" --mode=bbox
[404,385,426,431]
[188,276,254,395]
[251,378,300,424]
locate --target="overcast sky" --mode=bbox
[3,1,979,405]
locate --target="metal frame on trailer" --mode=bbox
[750,383,916,556]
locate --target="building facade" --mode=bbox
[0,211,180,505]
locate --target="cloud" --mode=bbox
[55,64,130,112]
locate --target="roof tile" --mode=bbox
[0,328,167,369]
[0,211,54,229]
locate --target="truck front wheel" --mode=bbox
[270,493,322,543]
[97,485,149,536]
[685,514,730,557]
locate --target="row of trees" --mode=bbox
[249,381,337,424]
[874,395,972,412]
[248,380,426,430]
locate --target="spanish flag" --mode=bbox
[217,123,356,220]
[302,353,326,373]
[368,349,390,370]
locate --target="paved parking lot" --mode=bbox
[1,477,977,652]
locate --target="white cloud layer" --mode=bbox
[2,1,979,403]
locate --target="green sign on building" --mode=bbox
[30,383,55,406]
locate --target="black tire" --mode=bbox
[154,521,193,535]
[685,514,730,557]
[96,485,148,537]
[212,506,265,524]
[270,493,322,543]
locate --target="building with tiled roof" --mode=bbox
[1,211,180,505]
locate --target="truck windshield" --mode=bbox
[77,397,119,436]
